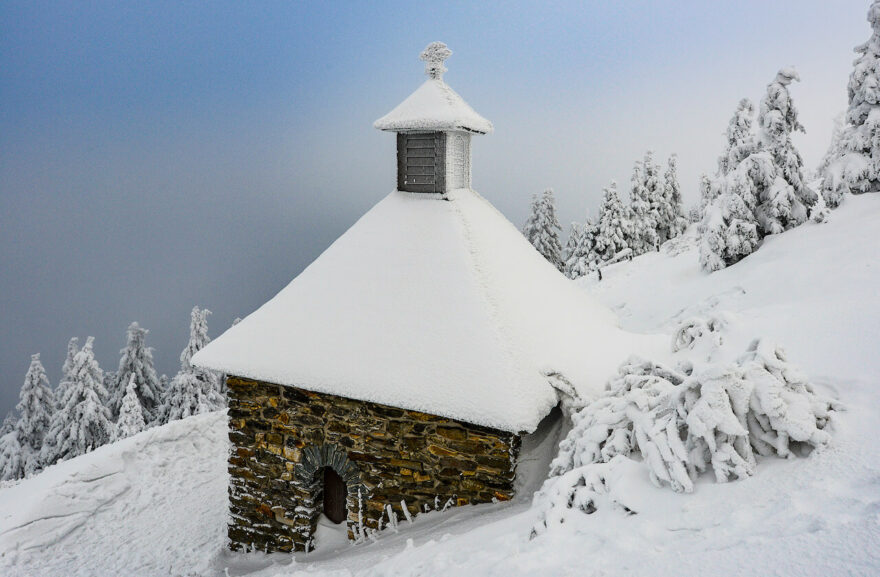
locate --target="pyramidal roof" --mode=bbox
[373,42,492,134]
[192,190,664,433]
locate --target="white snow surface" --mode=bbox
[373,78,493,134]
[193,189,662,433]
[3,194,880,577]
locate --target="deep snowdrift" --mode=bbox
[1,194,879,577]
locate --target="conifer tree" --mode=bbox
[115,374,146,441]
[756,68,817,232]
[522,188,564,271]
[0,424,24,482]
[822,1,880,207]
[158,307,224,423]
[41,337,113,465]
[564,218,598,279]
[54,337,79,409]
[719,99,759,177]
[628,160,655,255]
[642,151,665,249]
[594,181,630,261]
[661,154,688,241]
[16,354,54,475]
[111,322,162,423]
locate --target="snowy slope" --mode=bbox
[2,194,879,576]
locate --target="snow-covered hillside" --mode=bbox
[1,195,879,577]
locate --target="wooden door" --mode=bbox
[323,468,347,524]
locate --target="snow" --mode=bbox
[194,190,662,433]
[3,194,879,576]
[373,78,493,134]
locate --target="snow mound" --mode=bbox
[0,412,228,577]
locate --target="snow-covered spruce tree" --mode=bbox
[158,307,223,423]
[628,160,656,255]
[563,222,583,278]
[522,188,564,271]
[699,164,763,271]
[114,374,146,441]
[756,68,817,232]
[822,1,880,207]
[643,151,666,249]
[695,173,719,226]
[54,336,79,409]
[0,424,24,482]
[564,218,598,279]
[661,154,688,242]
[41,337,113,465]
[111,322,162,423]
[15,354,54,475]
[719,99,759,178]
[593,181,630,262]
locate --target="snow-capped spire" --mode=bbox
[420,41,452,80]
[374,43,492,134]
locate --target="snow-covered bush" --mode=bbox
[821,1,880,207]
[532,323,836,535]
[522,188,564,271]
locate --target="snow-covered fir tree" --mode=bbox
[111,322,162,423]
[821,1,880,207]
[564,218,598,279]
[158,307,224,423]
[756,68,817,232]
[642,151,666,249]
[0,424,24,482]
[522,188,564,271]
[41,337,113,465]
[719,99,759,177]
[54,336,79,409]
[114,374,147,441]
[15,354,54,475]
[696,173,718,225]
[593,181,630,261]
[628,160,656,255]
[661,154,688,242]
[699,174,762,271]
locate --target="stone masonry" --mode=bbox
[226,376,521,553]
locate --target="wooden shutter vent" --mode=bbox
[397,132,446,193]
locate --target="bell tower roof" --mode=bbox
[374,42,493,135]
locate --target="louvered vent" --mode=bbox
[397,132,446,193]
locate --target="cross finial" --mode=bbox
[420,42,452,80]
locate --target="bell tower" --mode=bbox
[374,42,492,195]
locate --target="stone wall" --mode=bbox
[226,376,521,553]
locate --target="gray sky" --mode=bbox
[0,0,870,417]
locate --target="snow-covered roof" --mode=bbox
[374,79,493,134]
[373,42,492,134]
[192,190,663,433]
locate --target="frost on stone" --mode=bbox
[532,320,837,534]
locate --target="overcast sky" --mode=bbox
[0,0,870,417]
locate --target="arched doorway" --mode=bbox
[322,467,347,524]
